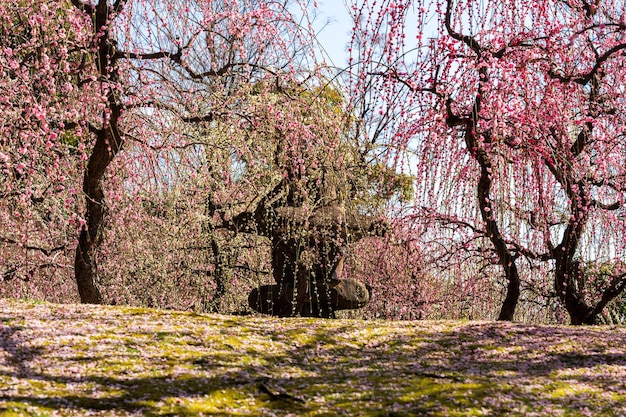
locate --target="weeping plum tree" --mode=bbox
[350,0,626,324]
[69,0,319,304]
[1,0,316,303]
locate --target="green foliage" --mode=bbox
[580,261,626,325]
[367,163,414,203]
[242,79,413,208]
[60,130,80,154]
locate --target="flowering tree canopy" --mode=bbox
[1,0,321,304]
[3,0,626,324]
[350,0,626,324]
[1,0,394,318]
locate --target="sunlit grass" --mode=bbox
[1,299,625,416]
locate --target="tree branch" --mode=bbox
[445,0,483,55]
[70,0,94,15]
[570,121,592,157]
[548,43,626,86]
[112,0,128,14]
[593,272,626,318]
[0,236,67,257]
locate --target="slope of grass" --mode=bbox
[1,298,625,416]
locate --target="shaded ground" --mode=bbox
[0,298,625,416]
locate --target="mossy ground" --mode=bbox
[1,299,625,416]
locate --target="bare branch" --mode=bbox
[112,0,128,14]
[0,236,67,257]
[368,69,439,96]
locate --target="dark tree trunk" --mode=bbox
[461,111,520,321]
[481,169,521,322]
[74,127,122,303]
[73,0,122,304]
[204,229,229,313]
[443,55,521,321]
[551,188,603,325]
[498,268,521,321]
[555,259,626,325]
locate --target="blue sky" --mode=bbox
[311,2,431,68]
[313,1,353,67]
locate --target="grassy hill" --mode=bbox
[0,298,625,416]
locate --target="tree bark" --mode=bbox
[461,114,520,321]
[204,228,229,313]
[73,0,122,304]
[477,152,521,321]
[74,126,122,303]
[443,10,522,320]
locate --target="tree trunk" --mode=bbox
[204,229,229,313]
[464,117,520,321]
[551,180,596,325]
[74,128,121,304]
[498,268,521,321]
[73,1,122,304]
[554,259,599,325]
[555,264,626,325]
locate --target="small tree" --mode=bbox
[203,81,388,317]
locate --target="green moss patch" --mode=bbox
[0,299,625,416]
